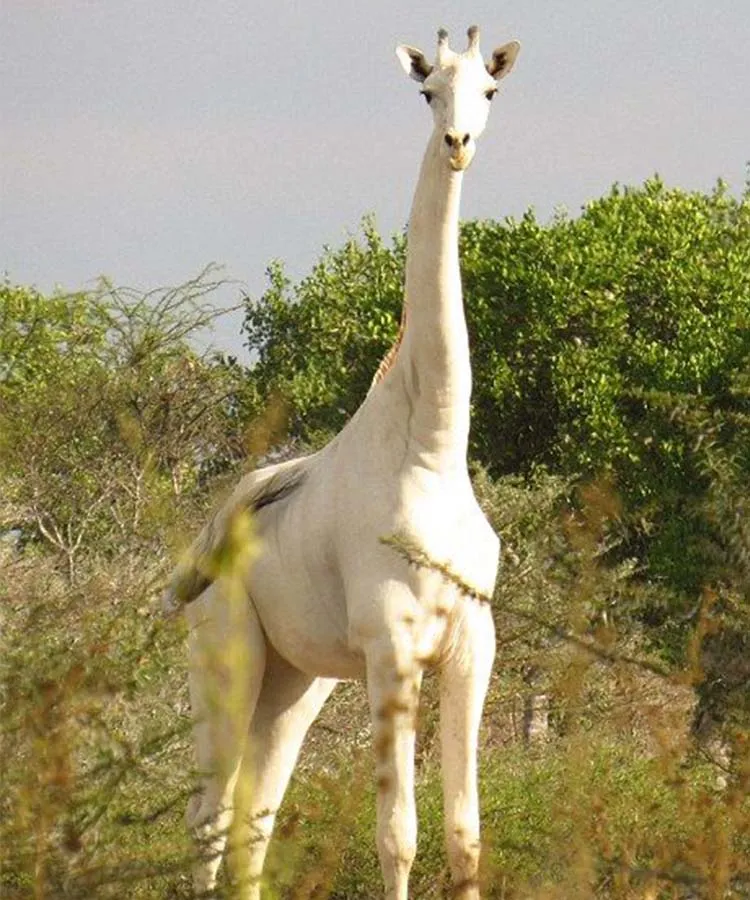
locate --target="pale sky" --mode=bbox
[2,0,748,359]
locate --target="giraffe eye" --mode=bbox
[485,88,498,101]
[421,90,434,104]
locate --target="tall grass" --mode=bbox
[2,468,748,898]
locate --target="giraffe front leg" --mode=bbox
[365,638,423,900]
[440,601,496,900]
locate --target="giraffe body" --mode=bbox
[167,26,520,899]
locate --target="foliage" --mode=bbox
[286,738,749,900]
[0,282,108,389]
[243,218,405,446]
[0,554,194,898]
[464,179,750,482]
[241,179,750,712]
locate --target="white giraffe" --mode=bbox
[165,25,520,900]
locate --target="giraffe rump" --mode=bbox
[162,455,311,612]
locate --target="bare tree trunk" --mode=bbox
[522,666,549,746]
[523,692,549,746]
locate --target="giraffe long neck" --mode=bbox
[391,130,472,468]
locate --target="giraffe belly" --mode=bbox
[247,540,366,680]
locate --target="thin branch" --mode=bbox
[380,533,492,605]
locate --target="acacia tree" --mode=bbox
[0,271,249,578]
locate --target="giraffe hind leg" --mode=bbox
[184,581,267,895]
[228,647,337,899]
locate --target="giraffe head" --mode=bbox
[397,26,520,172]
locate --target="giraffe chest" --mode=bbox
[398,483,499,596]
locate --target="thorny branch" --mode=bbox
[381,531,671,679]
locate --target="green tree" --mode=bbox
[463,178,750,482]
[240,180,750,720]
[243,219,404,446]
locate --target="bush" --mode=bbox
[0,272,250,575]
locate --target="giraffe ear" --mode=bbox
[486,40,521,79]
[396,45,433,82]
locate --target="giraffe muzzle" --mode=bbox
[444,130,475,171]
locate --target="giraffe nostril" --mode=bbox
[445,132,471,151]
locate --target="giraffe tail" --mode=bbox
[162,454,313,614]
